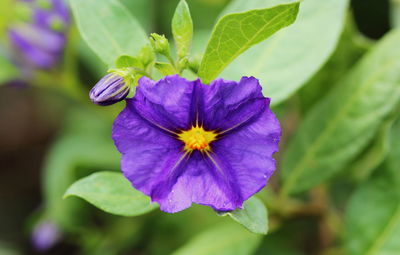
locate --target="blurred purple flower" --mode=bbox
[112,75,281,213]
[32,221,61,252]
[8,0,70,70]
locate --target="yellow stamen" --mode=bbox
[178,125,217,152]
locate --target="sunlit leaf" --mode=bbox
[198,2,299,83]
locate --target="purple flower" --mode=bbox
[9,24,65,69]
[8,0,69,70]
[31,221,61,252]
[32,0,70,30]
[112,75,281,213]
[90,73,130,106]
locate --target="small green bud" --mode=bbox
[177,57,189,71]
[188,54,202,74]
[138,44,155,67]
[149,33,170,56]
[49,17,64,32]
[36,0,52,10]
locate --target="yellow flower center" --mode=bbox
[178,125,217,151]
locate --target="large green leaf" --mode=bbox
[65,171,158,217]
[198,2,299,84]
[220,197,268,235]
[121,0,153,32]
[281,30,400,195]
[299,15,372,114]
[221,0,349,105]
[172,223,262,255]
[345,171,400,255]
[69,0,148,67]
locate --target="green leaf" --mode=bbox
[172,0,193,58]
[345,172,400,255]
[299,15,371,113]
[222,197,268,235]
[122,0,153,32]
[155,62,178,76]
[42,108,120,229]
[78,40,107,78]
[281,30,400,195]
[198,2,299,84]
[116,55,143,69]
[69,0,148,67]
[387,118,400,185]
[65,171,157,217]
[221,0,349,105]
[171,223,262,255]
[0,54,18,84]
[349,117,395,182]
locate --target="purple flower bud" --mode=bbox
[31,221,61,252]
[90,73,130,106]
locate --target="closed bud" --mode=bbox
[89,72,130,106]
[150,33,170,56]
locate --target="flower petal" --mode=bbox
[134,75,197,131]
[113,99,184,195]
[151,151,244,213]
[211,102,281,200]
[201,76,266,132]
